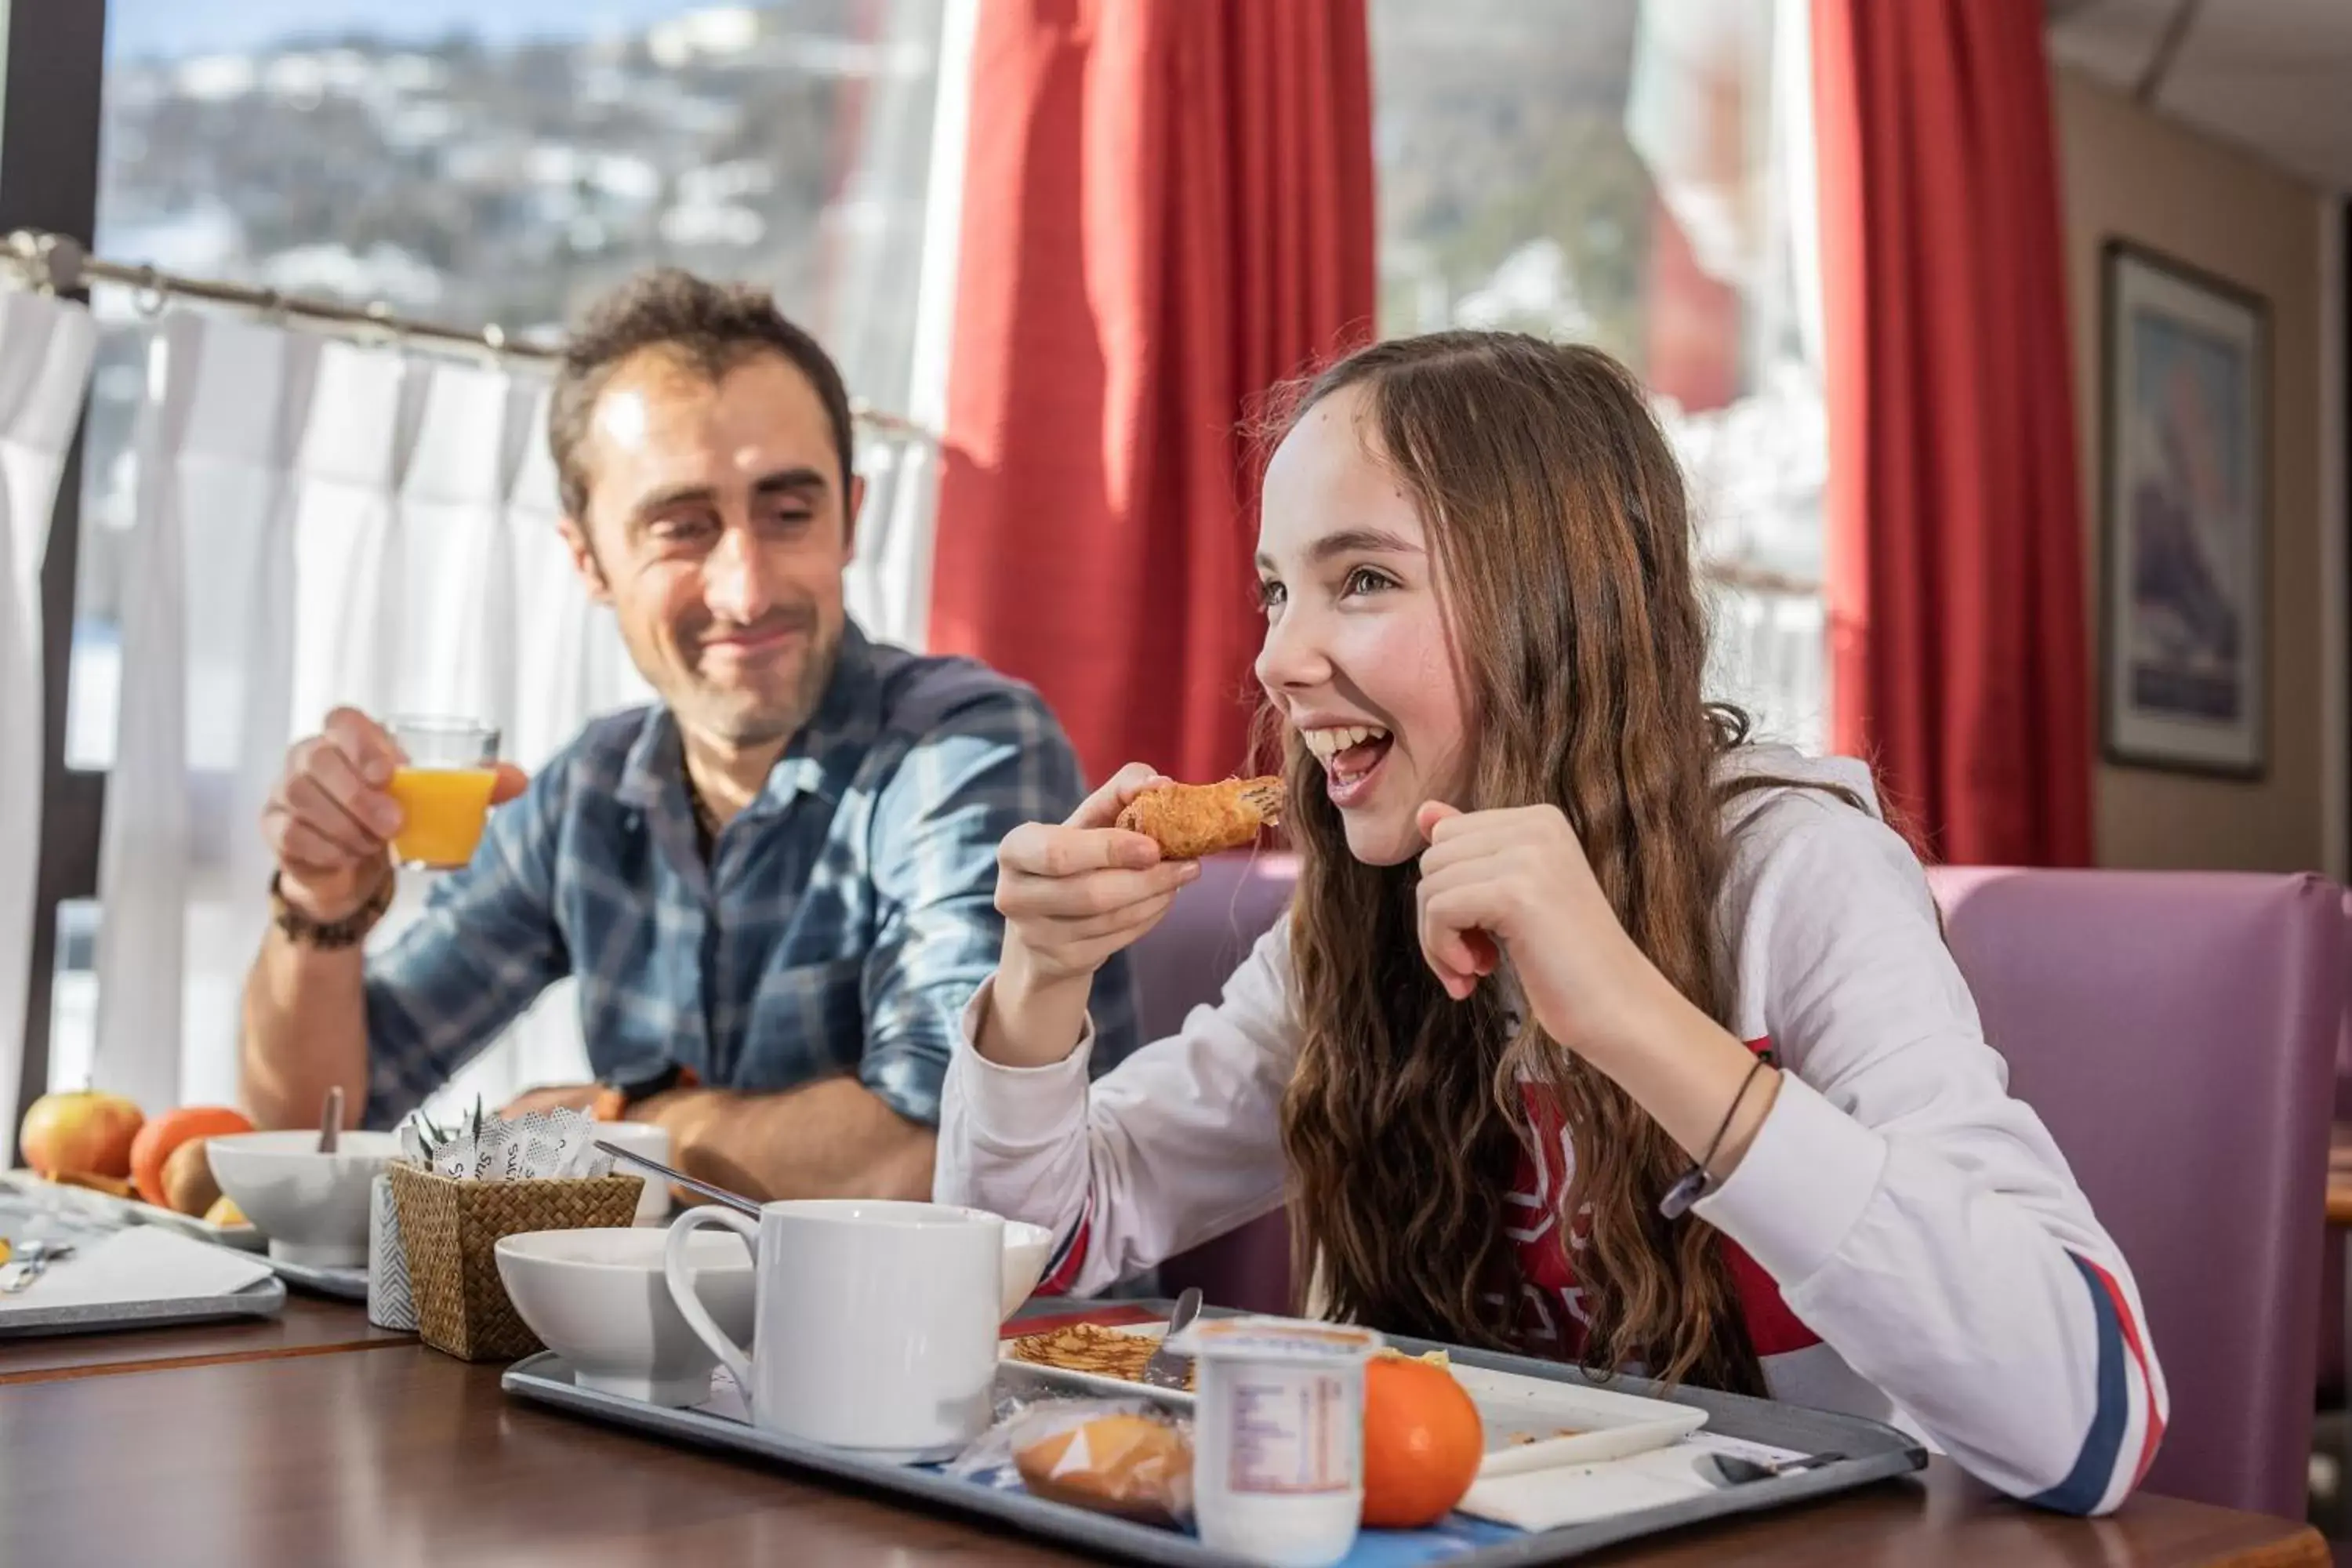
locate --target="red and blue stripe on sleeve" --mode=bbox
[1034,1196,1094,1297]
[2028,1253,2166,1515]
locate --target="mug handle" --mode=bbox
[664,1206,757,1392]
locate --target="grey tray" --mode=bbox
[503,1324,1925,1567]
[0,1169,265,1250]
[0,1275,287,1338]
[263,1257,370,1301]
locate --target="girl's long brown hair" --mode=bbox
[1270,331,1795,1396]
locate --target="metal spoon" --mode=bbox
[1142,1287,1203,1390]
[1698,1450,1844,1487]
[318,1086,343,1155]
[593,1141,761,1218]
[0,1239,74,1294]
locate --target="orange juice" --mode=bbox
[387,767,499,867]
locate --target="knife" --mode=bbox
[1142,1287,1203,1390]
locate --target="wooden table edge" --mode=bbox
[2223,1525,2331,1568]
[0,1330,415,1387]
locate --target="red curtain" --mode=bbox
[1812,0,2092,866]
[928,0,1376,786]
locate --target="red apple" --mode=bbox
[20,1089,146,1179]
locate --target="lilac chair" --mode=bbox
[1134,854,2347,1519]
[1930,867,2343,1519]
[2319,890,2352,1402]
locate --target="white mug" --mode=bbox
[664,1200,1003,1462]
[592,1121,673,1221]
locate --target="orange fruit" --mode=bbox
[129,1106,253,1207]
[1360,1355,1484,1528]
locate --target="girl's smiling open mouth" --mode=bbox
[1299,722,1394,808]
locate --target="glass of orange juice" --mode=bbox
[385,717,502,869]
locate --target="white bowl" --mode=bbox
[497,1226,756,1406]
[205,1130,404,1267]
[998,1220,1052,1318]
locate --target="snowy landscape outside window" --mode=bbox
[1372,0,1828,749]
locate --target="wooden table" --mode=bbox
[0,1290,412,1385]
[0,1298,2325,1567]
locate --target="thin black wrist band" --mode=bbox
[1659,1054,1773,1220]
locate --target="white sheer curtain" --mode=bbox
[383,362,517,733]
[285,339,408,739]
[93,311,316,1111]
[843,423,939,651]
[0,294,97,1124]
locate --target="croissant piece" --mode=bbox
[1115,777,1283,860]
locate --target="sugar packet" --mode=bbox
[513,1109,616,1179]
[397,1103,614,1181]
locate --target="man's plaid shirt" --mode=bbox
[361,624,1138,1127]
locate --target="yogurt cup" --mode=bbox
[1165,1315,1384,1567]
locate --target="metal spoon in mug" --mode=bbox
[592,1141,761,1218]
[318,1086,343,1155]
[1698,1450,1845,1487]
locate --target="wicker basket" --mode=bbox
[387,1162,644,1362]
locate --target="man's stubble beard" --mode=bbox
[685,619,842,751]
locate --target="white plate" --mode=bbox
[998,1321,1706,1474]
[1454,1362,1709,1475]
[999,1319,1182,1401]
[0,1169,265,1251]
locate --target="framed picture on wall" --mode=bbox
[2100,240,2270,779]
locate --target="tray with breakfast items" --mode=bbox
[504,1301,1925,1567]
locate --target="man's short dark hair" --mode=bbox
[549,268,855,524]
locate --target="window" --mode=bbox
[71,0,949,768]
[20,0,959,1115]
[1370,0,1827,746]
[44,903,100,1095]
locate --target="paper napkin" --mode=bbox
[1457,1432,1812,1531]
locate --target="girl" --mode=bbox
[936,332,2164,1515]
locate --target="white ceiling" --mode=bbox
[2046,0,2352,193]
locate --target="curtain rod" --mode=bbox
[1700,559,1820,598]
[0,228,935,444]
[0,231,1819,572]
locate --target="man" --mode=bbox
[239,269,1138,1201]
